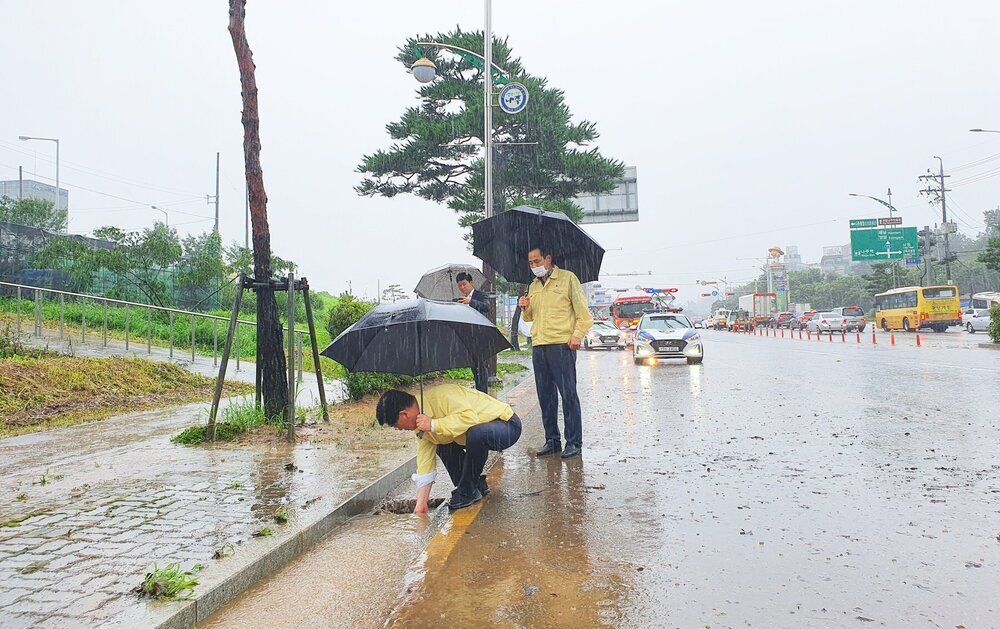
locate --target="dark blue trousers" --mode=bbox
[437,415,522,495]
[531,344,582,448]
[471,361,489,394]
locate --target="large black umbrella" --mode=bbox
[471,205,605,284]
[320,298,510,377]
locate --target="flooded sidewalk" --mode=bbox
[0,396,414,627]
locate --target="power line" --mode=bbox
[0,163,212,220]
[949,151,1000,173]
[0,141,205,197]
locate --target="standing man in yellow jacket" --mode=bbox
[517,245,594,459]
[376,384,522,512]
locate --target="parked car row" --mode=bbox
[759,306,867,332]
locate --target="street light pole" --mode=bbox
[484,0,493,223]
[18,135,62,232]
[150,205,169,226]
[410,2,505,379]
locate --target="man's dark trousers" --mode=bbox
[471,360,489,394]
[437,415,522,496]
[531,344,582,448]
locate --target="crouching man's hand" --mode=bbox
[416,414,432,433]
[414,483,432,515]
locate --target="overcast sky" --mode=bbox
[3,1,999,304]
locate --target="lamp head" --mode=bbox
[411,57,437,84]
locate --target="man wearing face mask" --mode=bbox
[517,245,594,459]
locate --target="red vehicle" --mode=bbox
[611,292,654,331]
[771,311,795,328]
[791,310,817,330]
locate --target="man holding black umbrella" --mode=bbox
[456,271,491,393]
[518,245,594,459]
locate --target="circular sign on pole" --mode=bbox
[498,82,529,114]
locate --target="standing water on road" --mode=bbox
[209,331,999,627]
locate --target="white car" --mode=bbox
[807,312,847,334]
[632,313,704,365]
[583,321,626,350]
[962,307,991,333]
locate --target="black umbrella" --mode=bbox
[320,298,510,378]
[471,205,605,284]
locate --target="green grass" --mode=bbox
[442,362,528,381]
[0,352,251,438]
[0,296,345,378]
[135,563,201,599]
[171,396,306,445]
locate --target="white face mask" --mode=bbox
[531,265,549,278]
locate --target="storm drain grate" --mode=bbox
[377,498,445,514]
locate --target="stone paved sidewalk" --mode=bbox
[0,398,414,627]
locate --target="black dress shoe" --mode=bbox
[535,441,562,457]
[447,488,483,511]
[477,475,490,497]
[560,444,582,459]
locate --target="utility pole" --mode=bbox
[918,158,952,283]
[919,225,934,286]
[214,152,221,234]
[207,152,220,235]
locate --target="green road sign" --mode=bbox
[849,218,878,229]
[850,227,919,261]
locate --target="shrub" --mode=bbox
[989,304,1000,343]
[343,372,413,401]
[327,294,375,339]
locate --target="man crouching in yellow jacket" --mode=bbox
[376,384,522,513]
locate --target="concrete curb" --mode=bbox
[149,457,416,629]
[978,342,1000,350]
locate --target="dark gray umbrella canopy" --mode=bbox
[320,298,511,377]
[471,205,605,284]
[413,263,488,301]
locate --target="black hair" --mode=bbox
[455,272,474,284]
[528,244,551,258]
[375,389,416,426]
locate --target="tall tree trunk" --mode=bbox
[229,0,288,420]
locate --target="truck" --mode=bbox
[612,289,683,332]
[710,308,731,329]
[611,291,655,331]
[738,293,777,326]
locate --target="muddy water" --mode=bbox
[202,512,436,629]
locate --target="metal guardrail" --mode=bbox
[0,280,309,381]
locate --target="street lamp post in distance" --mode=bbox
[18,135,62,232]
[150,205,169,226]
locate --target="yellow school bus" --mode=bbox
[873,285,962,332]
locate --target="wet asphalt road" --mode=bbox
[209,330,1000,628]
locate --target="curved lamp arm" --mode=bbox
[413,41,512,84]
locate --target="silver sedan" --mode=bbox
[807,312,847,334]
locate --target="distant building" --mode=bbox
[0,179,68,210]
[784,245,804,271]
[576,166,638,224]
